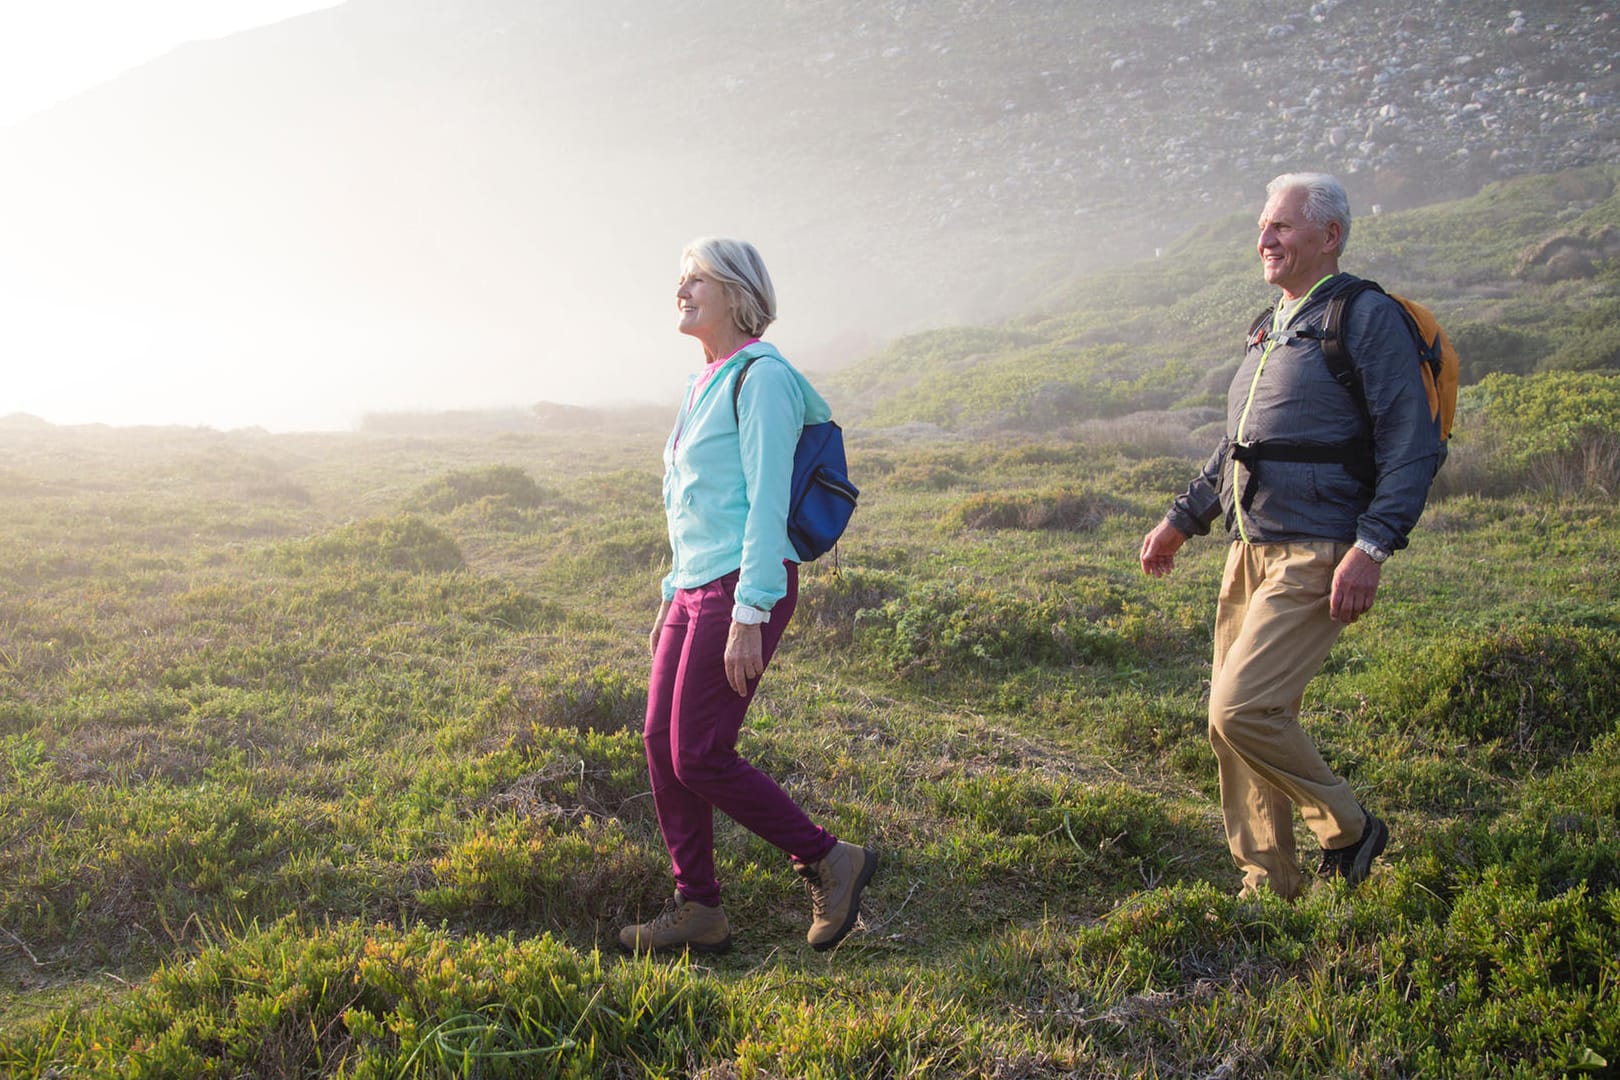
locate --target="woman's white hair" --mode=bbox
[681,237,777,337]
[1266,172,1352,254]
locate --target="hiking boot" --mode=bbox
[793,841,878,952]
[617,893,732,954]
[1317,811,1389,887]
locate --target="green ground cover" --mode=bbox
[3,168,1620,1076]
[1,400,1616,1077]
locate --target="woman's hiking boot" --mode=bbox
[793,840,878,952]
[617,892,732,954]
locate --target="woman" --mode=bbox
[619,237,877,954]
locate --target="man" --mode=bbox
[1139,172,1440,899]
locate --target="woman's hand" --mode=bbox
[724,620,764,696]
[648,600,672,657]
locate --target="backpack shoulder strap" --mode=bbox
[1246,308,1272,347]
[731,356,759,425]
[1318,277,1385,391]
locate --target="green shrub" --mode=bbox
[416,465,551,513]
[1368,878,1620,1075]
[1064,882,1312,991]
[275,515,465,574]
[1465,370,1620,464]
[882,460,969,491]
[528,665,646,735]
[1541,298,1620,373]
[1383,624,1620,756]
[856,581,1129,675]
[792,567,905,646]
[1449,321,1544,383]
[418,814,646,919]
[1,919,742,1079]
[945,487,1128,532]
[1115,455,1202,495]
[1456,731,1620,895]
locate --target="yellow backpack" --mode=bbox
[1245,277,1459,453]
[1318,279,1459,447]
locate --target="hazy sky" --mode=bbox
[0,0,343,129]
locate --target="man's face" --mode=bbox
[1256,187,1342,300]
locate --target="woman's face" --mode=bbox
[675,258,733,346]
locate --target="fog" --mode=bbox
[2,0,1615,431]
[0,1,983,431]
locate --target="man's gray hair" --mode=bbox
[1267,172,1352,254]
[681,237,777,337]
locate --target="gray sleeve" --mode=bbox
[1346,295,1441,553]
[1165,436,1228,537]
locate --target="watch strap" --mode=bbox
[731,602,770,625]
[1353,538,1390,563]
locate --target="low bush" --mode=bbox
[274,515,465,574]
[855,581,1130,675]
[1456,730,1620,895]
[882,460,970,490]
[1464,370,1620,466]
[1449,320,1543,383]
[1114,454,1203,495]
[417,813,648,922]
[792,566,906,645]
[945,487,1128,532]
[525,665,647,736]
[1381,623,1620,757]
[415,465,551,513]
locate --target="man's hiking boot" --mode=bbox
[1317,811,1389,887]
[618,893,732,955]
[794,840,878,952]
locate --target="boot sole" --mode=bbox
[811,847,879,952]
[618,934,732,956]
[1346,816,1389,886]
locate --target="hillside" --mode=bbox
[0,0,1617,429]
[828,165,1620,439]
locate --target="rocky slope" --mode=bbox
[0,0,1614,426]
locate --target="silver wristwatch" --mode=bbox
[1353,538,1390,564]
[731,603,770,625]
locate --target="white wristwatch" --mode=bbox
[1353,538,1390,564]
[731,603,770,625]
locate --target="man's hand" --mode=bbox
[1140,519,1189,578]
[1330,546,1383,623]
[724,621,764,696]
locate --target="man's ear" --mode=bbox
[1323,219,1344,254]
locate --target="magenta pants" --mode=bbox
[644,564,837,905]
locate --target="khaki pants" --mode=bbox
[1209,541,1366,899]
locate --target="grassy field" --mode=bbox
[0,396,1616,1077]
[3,168,1620,1077]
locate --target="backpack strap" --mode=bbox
[1246,308,1271,348]
[1316,277,1386,397]
[1232,277,1387,509]
[731,356,759,426]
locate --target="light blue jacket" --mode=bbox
[660,341,832,611]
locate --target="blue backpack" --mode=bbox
[733,357,859,562]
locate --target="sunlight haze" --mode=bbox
[1,1,1615,431]
[0,1,344,129]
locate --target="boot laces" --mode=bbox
[798,862,834,917]
[645,895,687,931]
